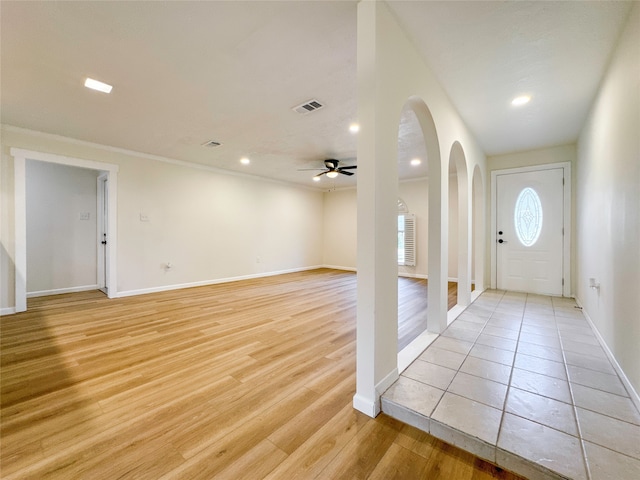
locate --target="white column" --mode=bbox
[353,0,399,417]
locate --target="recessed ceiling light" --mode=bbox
[240,157,250,165]
[410,158,422,166]
[84,77,113,94]
[349,123,360,133]
[313,176,321,182]
[511,95,531,106]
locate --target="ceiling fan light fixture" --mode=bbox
[326,171,339,178]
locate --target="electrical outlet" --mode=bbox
[140,213,149,222]
[79,212,91,220]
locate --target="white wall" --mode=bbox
[575,5,639,394]
[322,179,431,278]
[26,160,99,294]
[1,126,324,308]
[323,187,357,270]
[0,154,15,309]
[448,174,458,280]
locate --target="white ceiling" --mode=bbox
[1,1,633,189]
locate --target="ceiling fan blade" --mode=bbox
[314,171,327,178]
[339,165,357,170]
[338,170,355,176]
[298,168,328,171]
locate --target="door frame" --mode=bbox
[97,173,109,294]
[11,148,119,312]
[490,162,571,297]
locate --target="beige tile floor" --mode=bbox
[382,290,640,480]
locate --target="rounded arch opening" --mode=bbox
[396,96,445,355]
[448,141,471,310]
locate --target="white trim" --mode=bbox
[1,307,17,316]
[398,330,438,373]
[376,368,399,396]
[398,272,427,279]
[14,156,27,313]
[575,298,640,413]
[353,393,380,417]
[27,285,100,298]
[3,125,323,192]
[447,304,466,325]
[10,148,119,174]
[116,265,323,298]
[97,173,108,294]
[353,366,400,418]
[470,288,484,303]
[10,148,119,311]
[322,264,357,272]
[490,162,571,297]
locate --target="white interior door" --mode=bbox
[496,168,564,295]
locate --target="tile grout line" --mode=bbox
[494,292,527,457]
[421,290,505,459]
[555,300,592,480]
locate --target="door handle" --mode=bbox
[101,241,107,245]
[498,239,507,244]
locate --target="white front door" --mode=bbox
[496,167,564,295]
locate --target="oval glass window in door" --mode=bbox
[514,187,543,246]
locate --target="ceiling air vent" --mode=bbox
[292,99,324,115]
[201,140,222,148]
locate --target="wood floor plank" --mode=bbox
[1,269,522,479]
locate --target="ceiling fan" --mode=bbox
[299,159,357,178]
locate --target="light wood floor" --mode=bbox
[398,278,467,351]
[1,269,521,479]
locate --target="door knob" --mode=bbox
[498,239,507,244]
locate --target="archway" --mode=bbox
[395,97,446,371]
[448,142,470,318]
[396,104,428,352]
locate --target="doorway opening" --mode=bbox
[11,148,118,313]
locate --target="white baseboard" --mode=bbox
[575,297,640,413]
[352,366,399,419]
[27,284,99,298]
[398,272,428,279]
[376,367,399,397]
[116,265,324,298]
[322,264,357,272]
[398,331,438,373]
[353,393,380,418]
[1,307,17,316]
[470,289,484,303]
[447,304,467,326]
